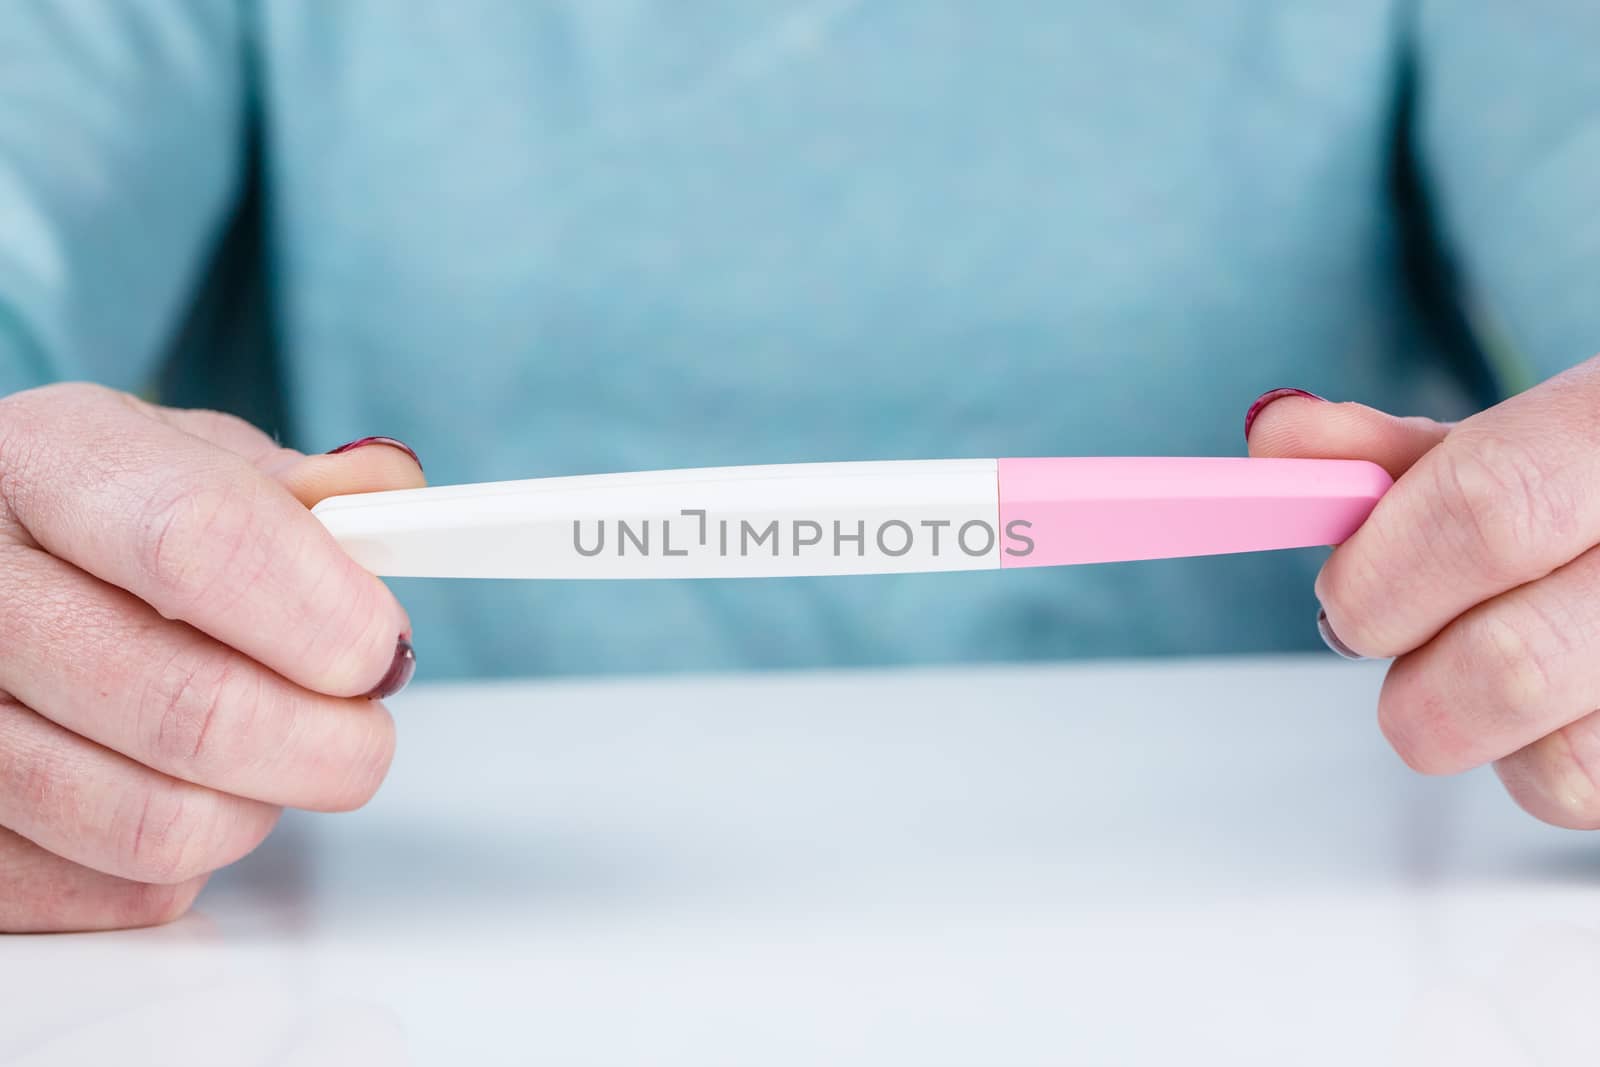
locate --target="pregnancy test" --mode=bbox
[311,457,1392,579]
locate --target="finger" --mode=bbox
[0,694,279,884]
[0,542,396,810]
[1377,541,1600,776]
[276,437,427,509]
[0,383,409,697]
[1317,357,1600,657]
[1495,711,1600,830]
[1245,392,1452,479]
[149,410,427,498]
[147,405,294,468]
[0,825,206,933]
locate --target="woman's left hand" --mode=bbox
[1245,356,1600,829]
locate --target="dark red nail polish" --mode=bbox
[327,436,423,472]
[366,636,416,699]
[1244,388,1326,442]
[1317,608,1365,661]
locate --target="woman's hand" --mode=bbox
[0,383,425,932]
[1246,357,1600,829]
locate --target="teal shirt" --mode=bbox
[2,2,1597,677]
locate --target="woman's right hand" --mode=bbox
[0,383,426,933]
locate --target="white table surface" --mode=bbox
[4,656,1598,1066]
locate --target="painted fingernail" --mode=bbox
[1244,388,1326,441]
[366,636,416,699]
[1317,608,1366,661]
[327,436,423,472]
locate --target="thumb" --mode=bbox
[275,436,428,508]
[1244,388,1452,480]
[145,406,428,508]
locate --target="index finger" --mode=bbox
[0,384,409,697]
[1317,359,1600,658]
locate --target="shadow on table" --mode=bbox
[202,810,680,937]
[1504,845,1600,885]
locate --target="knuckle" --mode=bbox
[115,785,217,884]
[1459,607,1562,724]
[141,650,259,774]
[1431,437,1569,585]
[135,475,269,618]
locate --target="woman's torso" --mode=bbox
[243,0,1473,676]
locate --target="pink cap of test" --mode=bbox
[996,457,1393,568]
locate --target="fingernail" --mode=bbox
[327,436,423,472]
[1316,608,1366,661]
[1244,388,1326,442]
[366,636,416,699]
